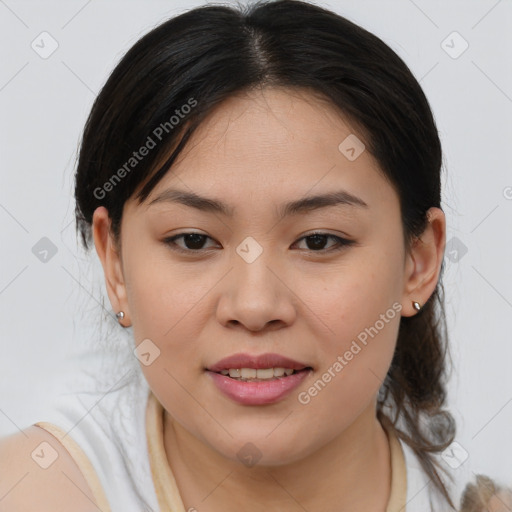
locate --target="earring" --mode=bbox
[116,311,125,322]
[412,301,421,312]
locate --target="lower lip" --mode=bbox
[206,369,312,405]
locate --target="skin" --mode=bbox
[488,491,512,512]
[0,426,99,511]
[93,86,446,512]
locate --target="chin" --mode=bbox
[207,430,314,468]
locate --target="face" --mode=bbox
[99,86,426,466]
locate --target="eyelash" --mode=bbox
[162,231,355,255]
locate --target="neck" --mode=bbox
[163,404,392,512]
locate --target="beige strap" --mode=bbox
[146,392,187,512]
[385,424,408,512]
[34,421,111,512]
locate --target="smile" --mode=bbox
[217,367,296,380]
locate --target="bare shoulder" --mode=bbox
[0,425,101,512]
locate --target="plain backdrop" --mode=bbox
[1,0,511,486]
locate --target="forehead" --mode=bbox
[141,86,398,217]
[174,86,364,170]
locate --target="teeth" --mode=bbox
[219,367,298,380]
[255,368,274,379]
[241,368,257,379]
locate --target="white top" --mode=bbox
[34,360,464,512]
[37,364,158,512]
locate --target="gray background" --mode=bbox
[1,0,511,485]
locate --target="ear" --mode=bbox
[92,206,130,326]
[401,207,446,317]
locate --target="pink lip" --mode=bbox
[206,368,312,405]
[205,352,313,406]
[207,352,311,373]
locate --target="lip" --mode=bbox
[206,352,311,373]
[206,368,313,405]
[205,352,313,406]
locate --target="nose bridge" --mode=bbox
[233,234,281,302]
[216,235,295,330]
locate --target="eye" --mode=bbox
[163,231,355,254]
[292,232,355,253]
[163,232,218,253]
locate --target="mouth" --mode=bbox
[205,352,314,405]
[206,352,313,377]
[209,367,313,382]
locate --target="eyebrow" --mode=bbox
[147,188,368,218]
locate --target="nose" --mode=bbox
[216,247,296,333]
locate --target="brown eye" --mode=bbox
[294,233,355,252]
[163,233,218,253]
[163,231,355,255]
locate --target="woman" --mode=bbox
[0,1,507,510]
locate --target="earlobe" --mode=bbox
[92,207,131,326]
[401,207,446,317]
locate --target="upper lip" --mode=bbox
[207,353,312,373]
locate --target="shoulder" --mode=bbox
[0,425,100,512]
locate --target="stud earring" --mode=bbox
[412,301,421,312]
[116,311,125,322]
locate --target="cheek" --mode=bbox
[293,250,402,405]
[296,299,400,434]
[124,255,212,420]
[296,246,402,344]
[124,244,209,337]
[124,250,221,400]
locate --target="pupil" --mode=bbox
[307,234,327,250]
[185,233,205,249]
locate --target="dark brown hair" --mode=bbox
[74,0,456,506]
